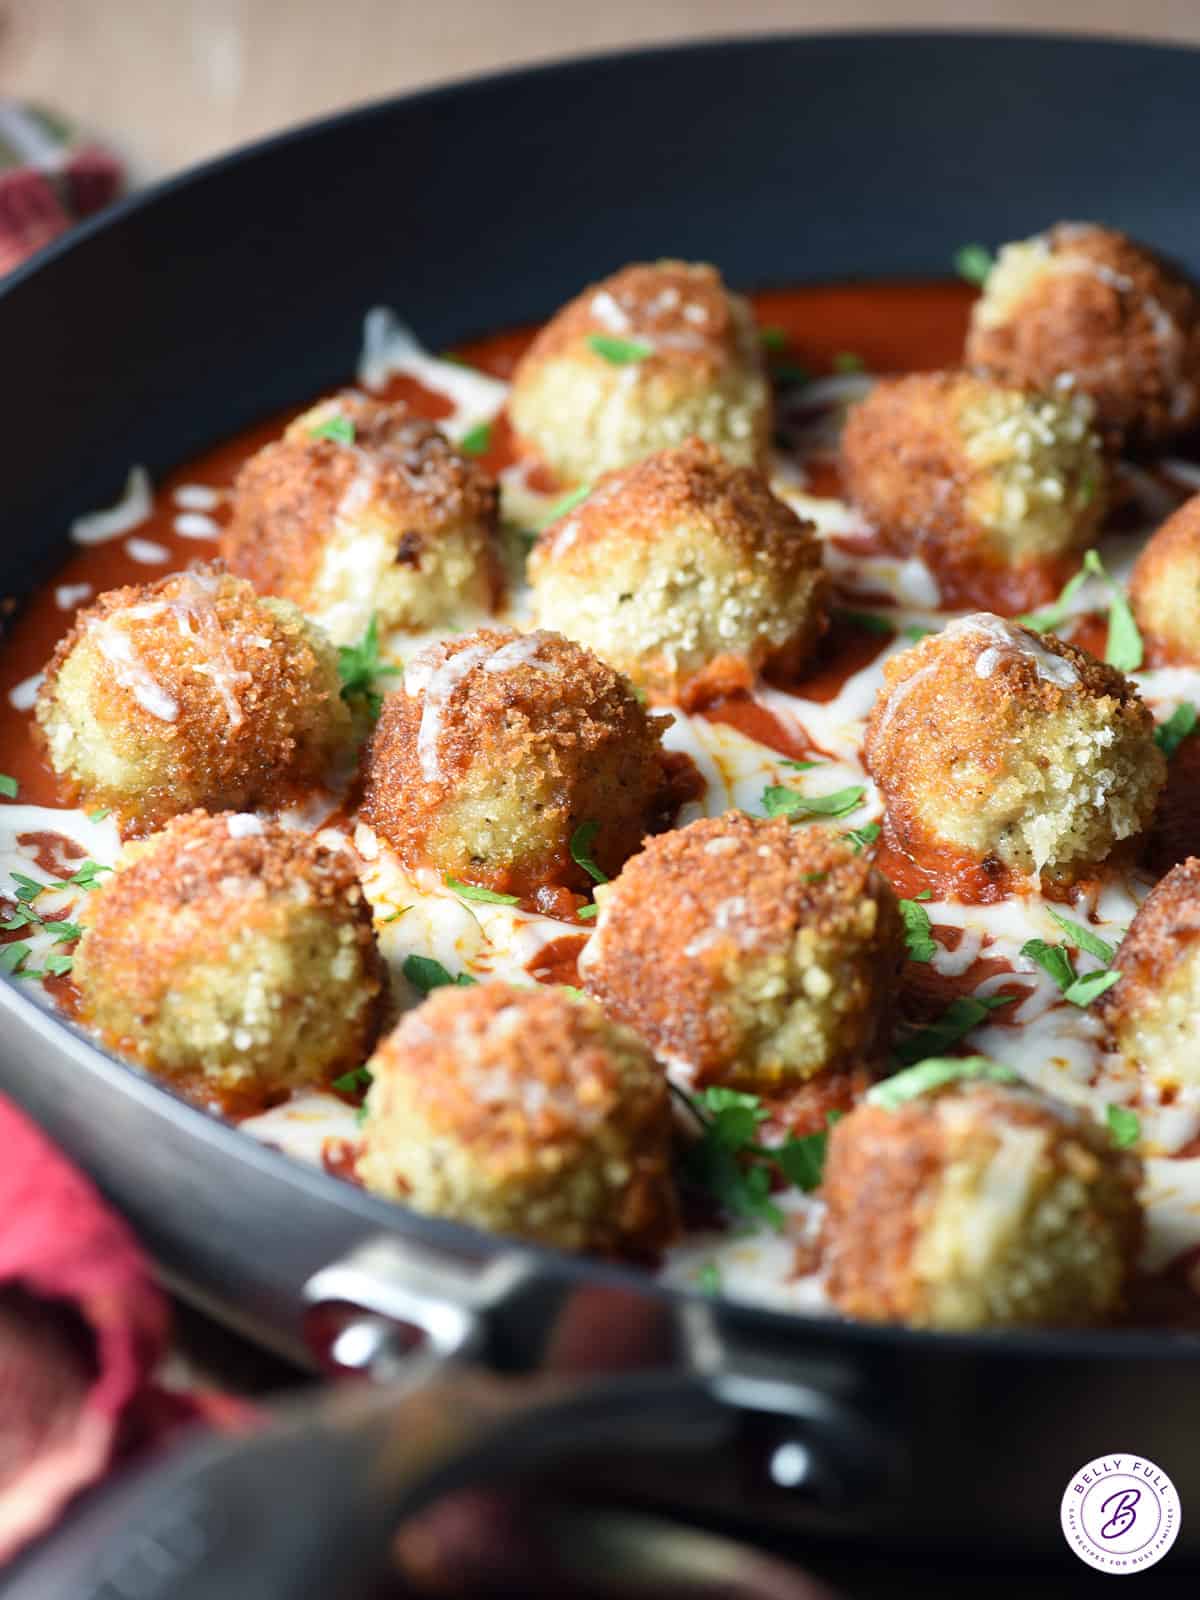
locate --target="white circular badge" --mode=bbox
[1061,1455,1181,1573]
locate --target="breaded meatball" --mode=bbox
[508,260,770,484]
[528,439,828,707]
[966,223,1200,450]
[73,811,385,1104]
[840,370,1107,611]
[580,813,903,1089]
[1129,493,1200,664]
[357,982,677,1255]
[1100,857,1200,1094]
[222,391,499,645]
[35,567,350,833]
[823,1078,1143,1329]
[863,614,1164,884]
[360,627,670,898]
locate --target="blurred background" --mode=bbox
[5,0,1200,180]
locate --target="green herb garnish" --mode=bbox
[570,821,608,885]
[542,483,591,524]
[898,899,937,963]
[869,1055,1017,1109]
[1063,969,1121,1007]
[1044,908,1116,966]
[842,821,881,854]
[893,993,1016,1065]
[1022,913,1120,1007]
[309,415,355,445]
[1021,551,1143,670]
[779,758,823,772]
[1021,937,1078,992]
[402,955,478,994]
[835,608,893,636]
[0,942,32,974]
[577,903,599,921]
[954,243,993,286]
[445,877,519,906]
[337,614,400,721]
[56,860,111,893]
[1106,1104,1141,1150]
[41,921,82,944]
[697,1262,722,1294]
[332,1066,373,1096]
[759,327,788,351]
[0,775,17,799]
[588,333,653,365]
[762,783,866,821]
[771,361,812,387]
[903,624,934,644]
[459,421,492,457]
[1155,703,1198,758]
[833,351,865,374]
[88,808,111,823]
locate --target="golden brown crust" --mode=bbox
[582,812,903,1083]
[1099,857,1200,1033]
[35,565,349,832]
[1129,493,1200,665]
[362,982,678,1256]
[222,391,498,603]
[967,224,1200,449]
[840,370,1103,612]
[360,627,670,895]
[518,261,742,376]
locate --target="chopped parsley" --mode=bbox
[569,821,608,885]
[761,783,866,821]
[445,877,519,906]
[1021,937,1077,991]
[0,942,32,974]
[380,906,411,924]
[402,955,478,994]
[903,624,934,644]
[42,953,74,978]
[1021,551,1143,671]
[1063,969,1121,1007]
[697,1261,722,1295]
[779,757,823,772]
[587,333,653,365]
[869,1055,1017,1110]
[898,898,937,963]
[842,821,881,854]
[577,903,599,921]
[41,921,82,944]
[1021,913,1120,1007]
[0,775,17,799]
[337,615,400,721]
[1106,1104,1141,1149]
[542,483,591,524]
[770,361,812,387]
[759,326,788,351]
[459,421,492,457]
[954,243,994,286]
[673,1084,840,1226]
[88,807,111,823]
[1044,908,1116,966]
[56,860,112,893]
[332,1065,373,1096]
[309,415,355,445]
[835,608,893,636]
[833,351,865,374]
[1155,703,1197,758]
[893,993,1016,1065]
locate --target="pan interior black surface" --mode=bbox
[2,29,1200,1561]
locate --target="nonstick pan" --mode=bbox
[2,32,1199,1568]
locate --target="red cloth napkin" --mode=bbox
[0,1094,248,1562]
[0,103,123,277]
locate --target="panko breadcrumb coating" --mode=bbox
[966,223,1200,450]
[361,627,671,898]
[1129,493,1200,664]
[73,810,385,1103]
[222,391,499,645]
[508,260,771,484]
[1100,857,1200,1095]
[823,1081,1143,1330]
[357,982,677,1256]
[580,813,903,1089]
[528,439,828,707]
[35,566,350,833]
[840,370,1107,611]
[863,614,1163,884]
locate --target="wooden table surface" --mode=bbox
[4,0,1200,179]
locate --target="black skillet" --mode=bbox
[2,32,1199,1573]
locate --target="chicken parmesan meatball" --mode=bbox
[966,223,1200,450]
[1100,858,1200,1095]
[823,1077,1143,1330]
[840,371,1107,611]
[580,813,903,1089]
[73,811,384,1104]
[361,628,670,898]
[508,260,771,484]
[222,391,499,646]
[528,439,828,707]
[1129,493,1200,665]
[864,614,1163,885]
[357,982,677,1255]
[35,567,350,833]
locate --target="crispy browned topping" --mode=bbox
[583,812,903,1078]
[222,392,497,601]
[361,627,670,894]
[1100,856,1200,1031]
[35,565,348,830]
[533,437,820,567]
[1129,492,1200,665]
[968,224,1200,448]
[517,261,743,374]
